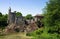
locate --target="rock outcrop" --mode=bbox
[25,23,38,33]
[4,23,25,33]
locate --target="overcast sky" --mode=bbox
[0,0,48,16]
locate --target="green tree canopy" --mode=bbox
[0,13,8,28]
[43,0,60,33]
[16,12,22,17]
[0,12,2,17]
[25,14,33,20]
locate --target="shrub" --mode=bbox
[26,29,59,39]
[14,28,20,32]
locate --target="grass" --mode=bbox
[26,28,59,39]
[0,32,33,39]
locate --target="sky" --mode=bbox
[0,0,48,16]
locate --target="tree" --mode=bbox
[0,12,2,17]
[16,12,22,17]
[0,13,8,28]
[25,14,33,20]
[43,0,60,33]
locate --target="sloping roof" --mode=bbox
[34,14,44,18]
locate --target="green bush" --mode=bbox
[26,29,59,39]
[14,28,20,32]
[26,28,44,36]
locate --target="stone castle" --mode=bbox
[5,7,26,32]
[5,7,44,33]
[8,7,25,25]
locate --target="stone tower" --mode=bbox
[8,7,16,24]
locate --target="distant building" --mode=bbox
[26,14,44,25]
[34,14,44,22]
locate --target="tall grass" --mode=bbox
[26,28,59,39]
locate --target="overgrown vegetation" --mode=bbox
[26,28,59,39]
[25,14,33,20]
[0,12,8,29]
[26,0,60,39]
[43,0,59,34]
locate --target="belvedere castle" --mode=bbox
[5,7,26,32]
[5,7,44,33]
[8,7,25,25]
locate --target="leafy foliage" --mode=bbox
[0,12,8,29]
[26,29,59,39]
[44,0,59,25]
[0,12,2,17]
[16,12,22,17]
[25,14,33,20]
[27,0,60,39]
[43,0,59,33]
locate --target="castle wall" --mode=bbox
[15,16,25,25]
[8,9,16,24]
[10,13,16,24]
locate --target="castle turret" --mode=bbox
[8,7,16,24]
[8,7,11,24]
[9,7,11,13]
